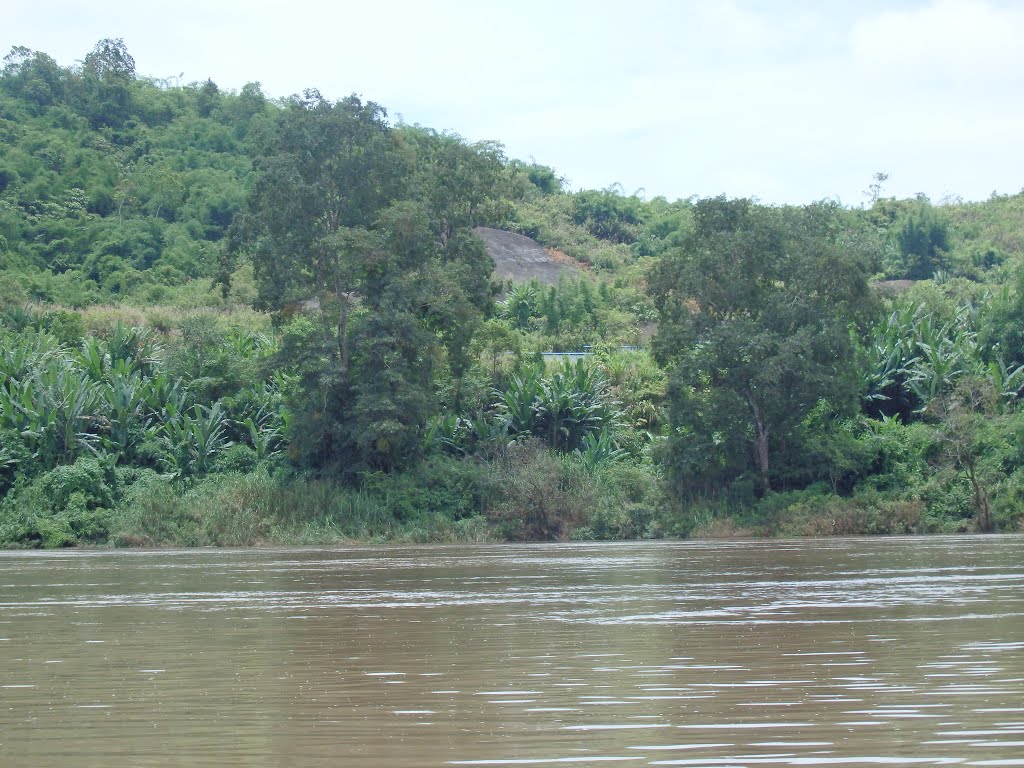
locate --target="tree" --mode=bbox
[229,91,499,472]
[571,185,646,244]
[929,378,999,532]
[232,90,404,370]
[2,47,65,113]
[898,202,949,280]
[650,197,875,497]
[79,38,136,129]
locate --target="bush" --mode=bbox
[770,491,924,536]
[992,468,1024,531]
[486,439,594,540]
[0,457,118,547]
[581,461,664,539]
[113,471,277,547]
[213,443,258,474]
[0,427,33,496]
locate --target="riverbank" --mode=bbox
[3,451,1019,549]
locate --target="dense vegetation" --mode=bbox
[2,41,1023,547]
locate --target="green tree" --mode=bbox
[650,198,875,497]
[79,38,137,129]
[230,91,498,472]
[899,202,949,280]
[929,378,1000,532]
[571,185,646,244]
[231,90,404,369]
[2,47,65,113]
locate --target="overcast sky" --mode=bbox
[5,0,1022,205]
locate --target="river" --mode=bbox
[1,536,1022,767]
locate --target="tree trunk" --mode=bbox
[966,463,994,533]
[337,291,350,373]
[748,395,771,493]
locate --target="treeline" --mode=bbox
[1,40,1023,547]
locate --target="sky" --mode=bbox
[5,0,1023,205]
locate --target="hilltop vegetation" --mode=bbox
[2,40,1024,547]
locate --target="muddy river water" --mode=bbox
[1,536,1022,767]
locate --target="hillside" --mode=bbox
[2,40,1024,549]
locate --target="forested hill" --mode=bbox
[3,39,1024,309]
[2,39,1024,548]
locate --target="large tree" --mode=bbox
[229,91,500,472]
[232,90,404,371]
[649,197,875,498]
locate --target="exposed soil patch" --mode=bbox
[474,227,584,286]
[872,279,918,294]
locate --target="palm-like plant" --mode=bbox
[98,369,149,458]
[13,361,104,468]
[862,299,1015,418]
[495,359,620,453]
[574,428,627,468]
[159,403,233,478]
[499,282,540,330]
[103,321,162,377]
[499,366,544,435]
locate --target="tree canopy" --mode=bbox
[650,198,875,496]
[228,92,503,473]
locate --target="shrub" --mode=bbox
[582,461,664,539]
[0,457,118,547]
[486,439,594,540]
[213,443,259,474]
[769,490,924,536]
[369,461,468,523]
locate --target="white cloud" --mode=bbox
[850,0,1024,87]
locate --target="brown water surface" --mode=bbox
[1,536,1022,767]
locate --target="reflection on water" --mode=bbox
[1,536,1022,767]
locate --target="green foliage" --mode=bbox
[862,289,1023,421]
[0,40,260,308]
[571,186,647,244]
[158,403,233,479]
[229,91,504,473]
[487,439,594,540]
[651,198,875,497]
[899,203,949,280]
[574,462,663,540]
[165,315,262,403]
[980,266,1024,370]
[494,358,621,453]
[0,456,117,547]
[573,429,627,469]
[5,41,1024,546]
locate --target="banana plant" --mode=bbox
[499,282,540,330]
[98,369,149,459]
[497,359,620,452]
[221,380,287,458]
[2,305,46,334]
[104,321,161,376]
[423,411,465,455]
[0,334,62,386]
[498,366,544,435]
[985,358,1024,407]
[240,396,285,459]
[159,403,233,478]
[15,361,104,468]
[574,429,627,468]
[140,370,187,423]
[225,328,275,360]
[77,336,110,382]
